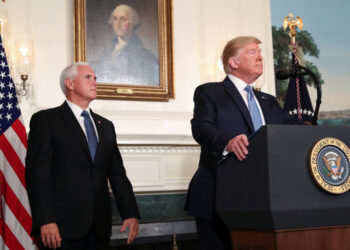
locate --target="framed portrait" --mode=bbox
[74,0,174,101]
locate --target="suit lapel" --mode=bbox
[90,110,103,163]
[59,101,91,160]
[222,77,255,132]
[255,92,270,124]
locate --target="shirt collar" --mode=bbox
[66,100,91,118]
[228,74,254,92]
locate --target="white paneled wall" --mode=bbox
[121,145,200,192]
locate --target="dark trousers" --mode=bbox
[39,227,109,250]
[196,217,231,250]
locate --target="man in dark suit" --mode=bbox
[25,62,140,250]
[185,36,301,250]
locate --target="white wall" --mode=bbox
[1,0,274,191]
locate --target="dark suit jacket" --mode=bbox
[185,76,301,221]
[25,101,140,239]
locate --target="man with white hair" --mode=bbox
[25,62,140,250]
[95,4,159,86]
[108,4,140,43]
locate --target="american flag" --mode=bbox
[0,36,36,249]
[283,53,314,123]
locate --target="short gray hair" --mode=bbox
[59,62,90,94]
[108,4,140,28]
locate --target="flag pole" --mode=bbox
[283,13,304,120]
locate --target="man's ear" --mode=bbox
[64,79,73,91]
[228,57,239,70]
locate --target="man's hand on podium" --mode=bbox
[226,134,249,161]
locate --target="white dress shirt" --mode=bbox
[228,74,266,125]
[66,100,99,141]
[112,37,128,57]
[222,75,266,155]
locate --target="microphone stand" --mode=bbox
[290,64,322,125]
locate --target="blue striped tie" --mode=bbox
[244,85,263,132]
[81,110,98,161]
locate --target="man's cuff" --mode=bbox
[222,146,229,156]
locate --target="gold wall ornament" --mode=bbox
[283,13,303,44]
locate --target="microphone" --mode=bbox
[275,69,309,80]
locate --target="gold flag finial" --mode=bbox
[283,13,303,44]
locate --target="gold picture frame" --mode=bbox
[74,0,174,101]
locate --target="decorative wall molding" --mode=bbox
[117,133,197,145]
[120,144,200,192]
[120,145,200,154]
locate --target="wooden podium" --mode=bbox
[216,125,350,250]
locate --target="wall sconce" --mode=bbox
[0,18,4,38]
[13,40,34,101]
[0,7,7,38]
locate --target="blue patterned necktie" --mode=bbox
[244,85,263,132]
[81,110,98,161]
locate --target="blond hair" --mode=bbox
[222,36,261,74]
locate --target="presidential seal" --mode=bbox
[309,137,350,194]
